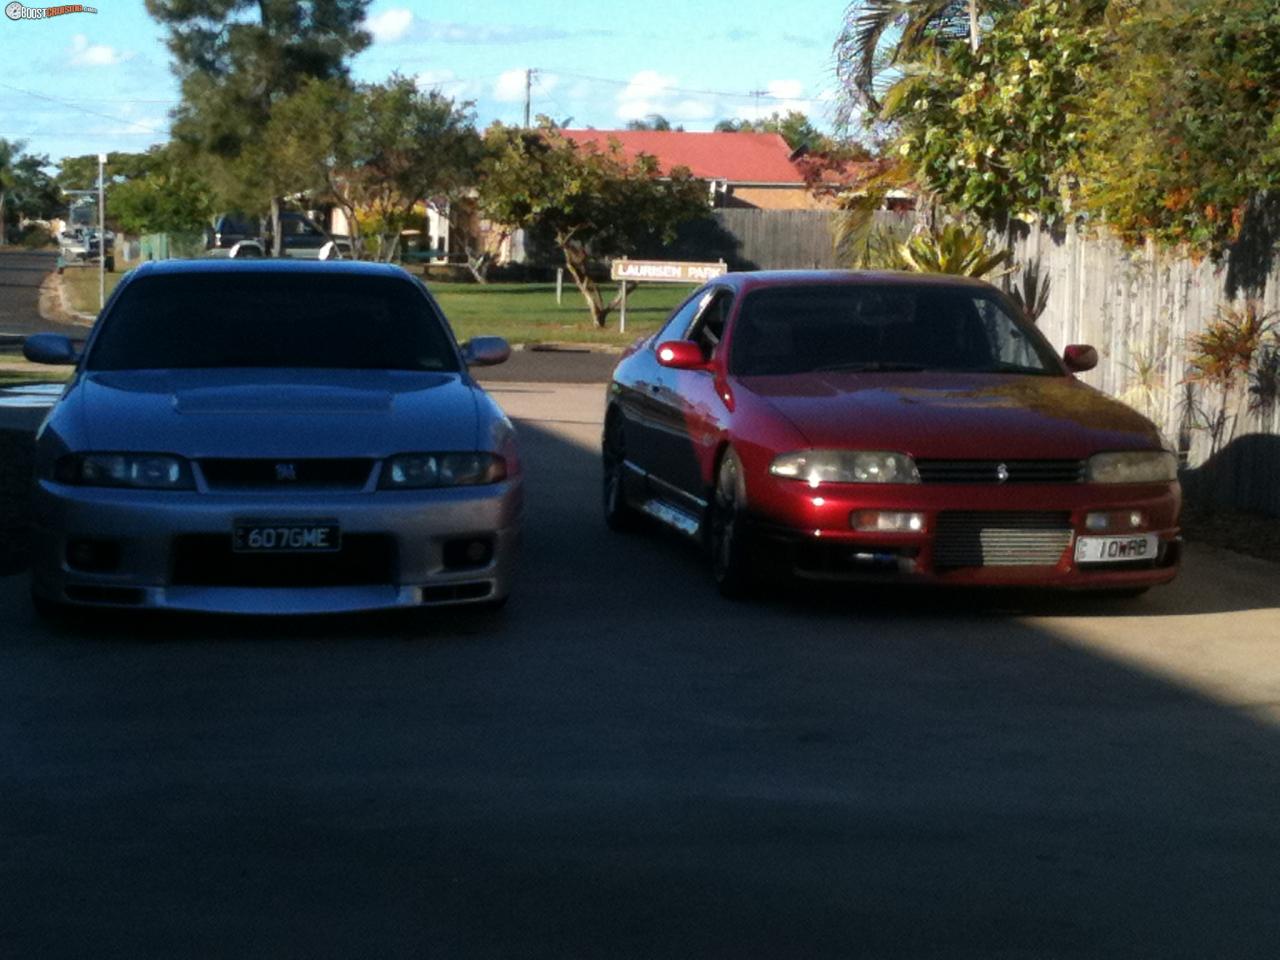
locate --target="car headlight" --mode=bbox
[769,450,920,486]
[380,453,507,489]
[54,453,194,489]
[1086,451,1178,484]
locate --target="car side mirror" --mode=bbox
[656,340,707,370]
[1064,344,1098,373]
[463,336,511,367]
[23,333,78,366]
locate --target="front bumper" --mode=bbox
[747,479,1181,589]
[30,478,523,614]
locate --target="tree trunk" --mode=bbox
[270,196,282,257]
[969,0,981,52]
[461,240,492,284]
[560,240,608,327]
[0,190,7,246]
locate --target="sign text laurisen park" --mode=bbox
[610,260,728,283]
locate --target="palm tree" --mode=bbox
[836,0,1011,115]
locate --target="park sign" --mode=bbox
[611,259,728,284]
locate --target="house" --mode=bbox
[561,130,823,211]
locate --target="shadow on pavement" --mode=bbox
[2,417,1280,959]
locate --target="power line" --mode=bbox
[0,81,167,134]
[544,69,826,105]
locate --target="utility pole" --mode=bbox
[748,87,767,119]
[969,0,980,52]
[524,68,534,128]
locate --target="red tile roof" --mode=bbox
[561,130,806,185]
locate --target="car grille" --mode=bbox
[199,458,375,490]
[933,511,1073,568]
[171,534,397,587]
[916,460,1085,484]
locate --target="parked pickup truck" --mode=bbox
[206,211,350,260]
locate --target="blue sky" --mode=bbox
[0,0,848,165]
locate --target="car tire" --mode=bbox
[709,449,756,599]
[602,412,640,532]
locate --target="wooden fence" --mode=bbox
[710,210,843,270]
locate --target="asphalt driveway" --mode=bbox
[2,383,1279,959]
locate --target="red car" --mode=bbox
[602,271,1180,596]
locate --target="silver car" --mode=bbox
[23,259,522,617]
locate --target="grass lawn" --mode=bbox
[62,264,688,347]
[430,281,687,346]
[0,363,72,387]
[62,262,128,316]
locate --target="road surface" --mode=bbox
[2,383,1279,959]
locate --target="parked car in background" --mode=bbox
[603,270,1181,597]
[207,211,350,260]
[24,259,521,617]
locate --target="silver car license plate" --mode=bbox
[233,520,341,553]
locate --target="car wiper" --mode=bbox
[812,361,927,372]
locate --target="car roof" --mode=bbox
[715,269,1001,295]
[128,259,407,279]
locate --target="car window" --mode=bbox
[730,284,1062,377]
[656,288,714,344]
[688,289,734,359]
[85,273,462,373]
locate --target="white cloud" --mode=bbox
[613,71,717,124]
[732,78,816,122]
[616,70,678,121]
[493,68,558,104]
[413,68,486,99]
[366,8,413,43]
[68,34,130,67]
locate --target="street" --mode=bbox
[2,381,1280,959]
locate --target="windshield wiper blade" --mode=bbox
[813,361,927,373]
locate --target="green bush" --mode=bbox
[19,225,53,249]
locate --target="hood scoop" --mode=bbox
[175,385,393,415]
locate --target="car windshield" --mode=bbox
[85,273,461,373]
[730,283,1062,377]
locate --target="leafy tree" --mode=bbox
[1080,0,1280,258]
[626,115,682,132]
[887,0,1104,231]
[57,151,155,192]
[57,146,214,235]
[835,1,1018,116]
[478,123,709,327]
[714,111,838,153]
[147,0,372,252]
[266,75,482,261]
[1,139,59,245]
[107,145,218,235]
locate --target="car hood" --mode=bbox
[739,372,1163,459]
[61,369,482,457]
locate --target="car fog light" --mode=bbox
[443,537,495,570]
[1086,510,1148,532]
[1086,512,1111,531]
[851,510,926,533]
